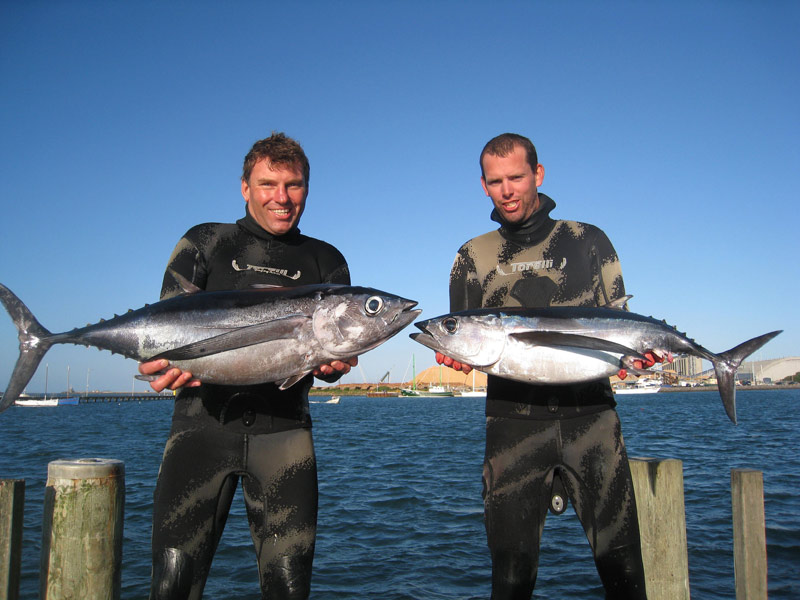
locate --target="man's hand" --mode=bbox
[436,352,473,374]
[138,359,201,393]
[617,351,671,379]
[313,357,358,378]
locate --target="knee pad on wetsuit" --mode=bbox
[490,550,537,600]
[150,548,194,600]
[594,544,647,600]
[261,554,313,600]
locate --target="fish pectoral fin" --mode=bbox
[168,269,203,295]
[151,315,311,361]
[603,295,632,310]
[277,371,312,390]
[510,331,646,359]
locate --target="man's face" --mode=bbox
[241,159,308,235]
[480,145,544,225]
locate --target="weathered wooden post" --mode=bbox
[40,458,125,600]
[1,479,25,600]
[731,468,767,600]
[629,457,691,600]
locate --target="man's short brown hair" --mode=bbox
[480,133,538,178]
[242,132,310,184]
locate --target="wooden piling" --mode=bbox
[629,457,691,600]
[40,458,125,600]
[731,469,767,600]
[1,479,25,600]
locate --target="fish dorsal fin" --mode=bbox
[510,331,646,360]
[169,269,203,295]
[604,295,632,310]
[149,315,310,361]
[277,371,313,390]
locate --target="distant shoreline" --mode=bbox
[655,383,799,393]
[311,383,800,396]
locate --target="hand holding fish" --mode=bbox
[313,356,358,378]
[435,351,473,374]
[617,351,667,380]
[138,359,201,392]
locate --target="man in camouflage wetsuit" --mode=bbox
[138,133,355,600]
[440,133,648,599]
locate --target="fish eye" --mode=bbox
[442,317,458,334]
[365,296,384,315]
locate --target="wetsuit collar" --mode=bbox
[492,192,558,245]
[236,207,301,242]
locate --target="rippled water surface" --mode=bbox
[2,389,798,598]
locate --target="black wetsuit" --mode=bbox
[149,209,349,600]
[449,194,647,599]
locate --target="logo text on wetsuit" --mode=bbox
[232,260,301,280]
[496,257,567,276]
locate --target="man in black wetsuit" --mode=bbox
[138,133,355,600]
[440,133,649,599]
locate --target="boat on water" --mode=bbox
[311,395,342,404]
[15,396,81,407]
[13,364,81,406]
[420,385,454,397]
[459,370,486,397]
[613,379,662,395]
[401,354,421,396]
[15,397,59,407]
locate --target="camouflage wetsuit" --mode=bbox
[450,194,647,599]
[149,209,349,600]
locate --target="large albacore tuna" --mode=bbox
[0,278,421,413]
[410,301,781,424]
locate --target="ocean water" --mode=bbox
[2,389,798,599]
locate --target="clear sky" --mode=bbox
[1,1,798,394]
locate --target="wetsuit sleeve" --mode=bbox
[590,228,626,307]
[317,245,350,286]
[159,230,209,300]
[449,243,483,312]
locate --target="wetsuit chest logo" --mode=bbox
[231,259,302,280]
[495,257,567,276]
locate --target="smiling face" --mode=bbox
[480,144,545,225]
[241,158,308,235]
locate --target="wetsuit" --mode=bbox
[150,209,349,600]
[450,194,647,599]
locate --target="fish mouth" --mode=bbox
[393,305,422,330]
[409,331,438,351]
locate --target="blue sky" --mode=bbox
[1,1,798,394]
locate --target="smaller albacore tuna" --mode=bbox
[0,278,420,413]
[410,300,781,424]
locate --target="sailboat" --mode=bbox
[400,355,421,396]
[15,364,58,407]
[459,369,486,397]
[422,365,454,397]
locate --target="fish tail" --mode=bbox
[0,284,55,413]
[712,330,782,425]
